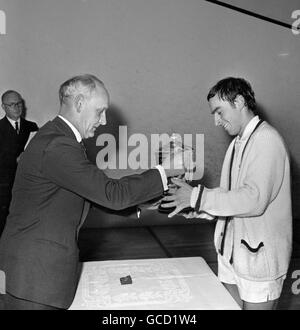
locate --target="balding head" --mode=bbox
[58,74,110,139]
[1,90,22,104]
[58,74,108,107]
[1,90,23,121]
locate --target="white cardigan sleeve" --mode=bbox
[197,128,288,217]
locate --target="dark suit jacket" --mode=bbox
[0,116,164,309]
[0,116,38,185]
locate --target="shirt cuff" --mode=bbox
[155,165,169,191]
[195,185,205,211]
[190,185,200,208]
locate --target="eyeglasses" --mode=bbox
[3,101,23,108]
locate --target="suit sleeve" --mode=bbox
[41,137,164,210]
[196,130,288,217]
[0,129,3,153]
[0,130,4,168]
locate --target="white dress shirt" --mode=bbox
[58,115,82,143]
[6,116,20,133]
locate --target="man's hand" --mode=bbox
[161,149,185,177]
[161,178,193,217]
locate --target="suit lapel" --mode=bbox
[3,116,18,135]
[53,117,87,158]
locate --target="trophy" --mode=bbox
[157,134,195,214]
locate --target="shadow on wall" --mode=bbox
[256,103,299,219]
[21,100,27,118]
[290,156,300,219]
[256,103,271,123]
[83,103,127,165]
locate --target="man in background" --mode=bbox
[0,91,38,236]
[0,74,184,310]
[163,77,292,310]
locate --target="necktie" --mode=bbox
[15,121,19,134]
[233,138,242,170]
[80,141,87,158]
[235,138,241,155]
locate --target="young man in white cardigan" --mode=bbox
[162,77,292,310]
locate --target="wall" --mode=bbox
[220,0,300,25]
[0,0,299,227]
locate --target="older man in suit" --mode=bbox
[0,91,38,237]
[0,74,184,310]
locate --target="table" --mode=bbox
[69,257,240,310]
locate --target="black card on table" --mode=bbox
[120,275,132,285]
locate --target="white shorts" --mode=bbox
[218,255,286,303]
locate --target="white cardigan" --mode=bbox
[196,119,292,281]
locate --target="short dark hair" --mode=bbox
[207,77,256,112]
[1,90,22,104]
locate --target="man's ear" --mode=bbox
[73,94,85,113]
[1,104,5,111]
[234,95,245,110]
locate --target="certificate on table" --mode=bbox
[69,257,240,310]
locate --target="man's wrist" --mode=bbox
[190,185,200,208]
